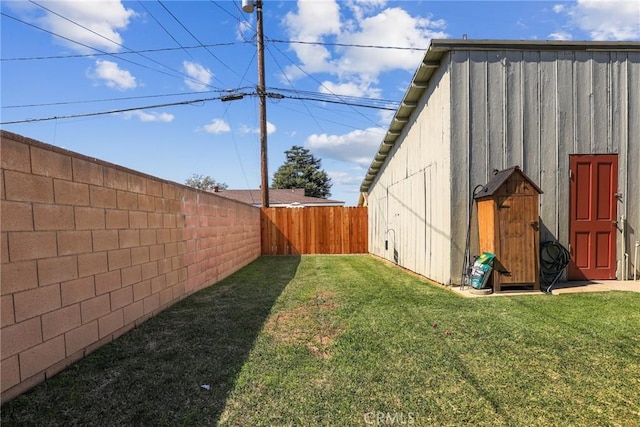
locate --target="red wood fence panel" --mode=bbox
[261,207,368,255]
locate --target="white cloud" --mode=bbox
[329,170,365,185]
[204,118,231,134]
[122,110,174,122]
[183,61,213,91]
[236,18,254,41]
[305,127,385,166]
[558,0,640,40]
[282,1,447,96]
[336,7,446,78]
[21,0,136,53]
[90,60,136,90]
[319,81,382,98]
[241,121,277,135]
[283,0,341,41]
[548,31,573,40]
[552,4,566,13]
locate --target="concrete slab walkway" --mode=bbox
[449,280,640,298]
[550,280,640,295]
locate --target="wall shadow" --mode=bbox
[1,256,300,426]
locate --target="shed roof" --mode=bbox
[473,166,543,199]
[359,39,640,196]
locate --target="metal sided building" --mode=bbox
[360,39,640,286]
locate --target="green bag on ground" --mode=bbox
[470,252,496,289]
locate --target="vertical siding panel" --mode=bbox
[557,51,574,245]
[424,167,433,276]
[611,53,626,158]
[468,51,489,279]
[539,51,559,239]
[450,51,470,284]
[418,169,427,274]
[522,51,541,185]
[592,52,611,153]
[470,51,489,184]
[574,52,592,152]
[627,53,640,265]
[487,50,505,171]
[506,50,524,167]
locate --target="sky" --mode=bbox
[1,1,639,205]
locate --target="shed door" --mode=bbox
[568,155,618,280]
[498,194,538,284]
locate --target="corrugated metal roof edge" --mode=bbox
[358,39,640,198]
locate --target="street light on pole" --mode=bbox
[242,0,269,207]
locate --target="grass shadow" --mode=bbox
[1,256,300,426]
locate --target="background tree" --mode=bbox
[184,174,228,191]
[272,145,332,198]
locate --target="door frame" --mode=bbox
[568,154,618,280]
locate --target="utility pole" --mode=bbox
[243,0,269,207]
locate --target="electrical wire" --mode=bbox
[2,89,252,109]
[157,0,244,83]
[0,96,233,125]
[1,43,244,62]
[137,0,201,64]
[271,87,400,108]
[265,37,389,130]
[0,10,208,86]
[2,89,395,125]
[279,94,397,111]
[28,0,222,91]
[268,38,427,51]
[264,44,326,133]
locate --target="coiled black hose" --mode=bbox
[540,241,570,292]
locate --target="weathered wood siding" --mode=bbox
[261,207,367,255]
[449,49,640,283]
[369,47,639,285]
[368,58,453,284]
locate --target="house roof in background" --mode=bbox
[214,188,345,207]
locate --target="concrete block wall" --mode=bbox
[0,131,261,402]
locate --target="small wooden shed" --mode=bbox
[474,166,543,292]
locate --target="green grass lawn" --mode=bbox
[2,255,639,426]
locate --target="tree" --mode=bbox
[184,174,228,191]
[272,145,332,198]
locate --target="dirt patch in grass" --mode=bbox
[265,291,342,359]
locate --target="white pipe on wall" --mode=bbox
[635,241,639,281]
[619,215,629,280]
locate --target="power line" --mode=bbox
[0,11,201,85]
[264,45,326,133]
[1,90,393,126]
[269,38,427,51]
[271,87,400,108]
[2,88,252,109]
[137,0,205,64]
[265,38,387,130]
[0,96,232,125]
[157,0,244,83]
[28,0,220,90]
[0,42,244,62]
[279,94,397,111]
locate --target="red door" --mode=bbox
[568,155,618,280]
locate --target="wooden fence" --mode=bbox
[261,207,368,255]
